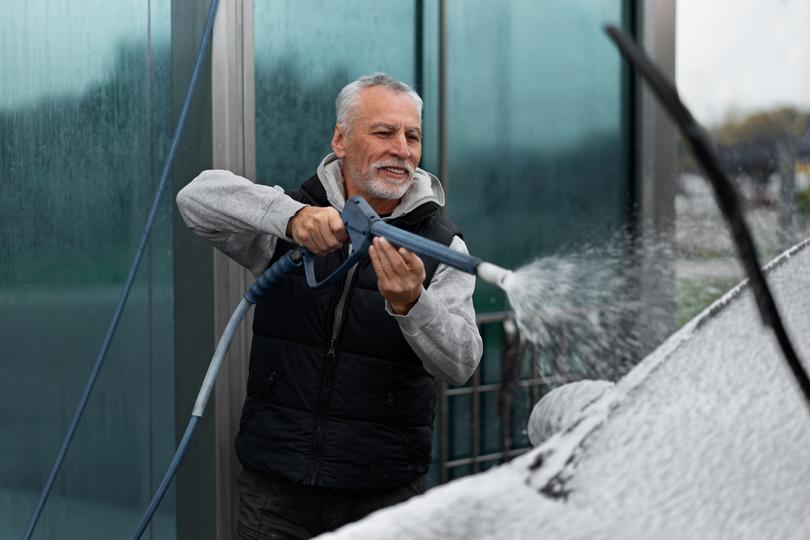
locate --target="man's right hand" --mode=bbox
[287,206,348,255]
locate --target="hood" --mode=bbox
[316,153,446,220]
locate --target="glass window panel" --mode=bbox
[445,0,632,311]
[510,387,532,449]
[0,1,175,538]
[480,390,502,455]
[480,323,503,385]
[448,464,472,481]
[253,0,418,188]
[448,394,471,460]
[520,346,534,379]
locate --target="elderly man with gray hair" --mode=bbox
[177,73,483,539]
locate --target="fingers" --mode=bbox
[368,240,390,286]
[368,242,386,282]
[369,237,426,315]
[328,212,349,243]
[370,237,408,280]
[371,238,425,275]
[289,206,346,255]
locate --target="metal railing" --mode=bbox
[437,310,545,483]
[434,303,643,483]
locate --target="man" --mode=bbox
[177,73,482,539]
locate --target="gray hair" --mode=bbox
[335,72,423,133]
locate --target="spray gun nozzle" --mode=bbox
[477,262,513,289]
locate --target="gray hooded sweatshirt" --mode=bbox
[177,153,483,385]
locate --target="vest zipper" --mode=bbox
[308,262,359,485]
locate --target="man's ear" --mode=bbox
[331,125,346,158]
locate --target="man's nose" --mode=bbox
[388,132,410,159]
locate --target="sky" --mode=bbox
[677,0,810,126]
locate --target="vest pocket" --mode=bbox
[386,392,415,466]
[241,371,279,432]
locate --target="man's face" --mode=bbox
[332,86,422,201]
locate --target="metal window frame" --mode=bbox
[210,1,255,538]
[634,0,678,353]
[438,0,448,191]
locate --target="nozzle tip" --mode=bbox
[477,262,513,289]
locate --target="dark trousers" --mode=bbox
[236,468,425,539]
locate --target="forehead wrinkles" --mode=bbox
[355,89,421,127]
[367,121,422,134]
[356,106,420,126]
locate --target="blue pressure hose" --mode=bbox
[129,248,304,540]
[22,0,221,538]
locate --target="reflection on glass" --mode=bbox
[253,0,417,188]
[445,0,631,311]
[448,395,473,461]
[0,1,175,538]
[480,324,504,385]
[480,391,501,455]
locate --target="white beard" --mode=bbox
[348,160,415,200]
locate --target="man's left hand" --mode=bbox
[369,237,426,315]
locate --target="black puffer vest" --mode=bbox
[235,174,461,492]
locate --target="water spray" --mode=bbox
[128,196,512,538]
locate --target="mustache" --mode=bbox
[372,160,415,175]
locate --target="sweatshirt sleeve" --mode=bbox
[386,236,483,385]
[176,169,307,276]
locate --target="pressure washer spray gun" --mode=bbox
[314,196,510,287]
[130,196,513,539]
[327,196,510,285]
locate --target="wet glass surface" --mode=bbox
[445,0,631,311]
[253,0,418,189]
[447,394,472,461]
[0,1,175,537]
[253,0,630,311]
